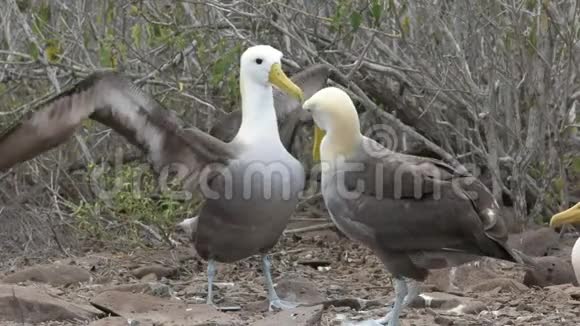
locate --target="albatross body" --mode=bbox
[303,87,523,326]
[550,202,580,283]
[0,45,316,310]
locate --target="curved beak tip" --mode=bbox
[549,203,580,228]
[269,63,304,102]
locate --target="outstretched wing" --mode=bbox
[0,72,235,186]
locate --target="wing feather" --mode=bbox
[326,138,515,261]
[0,72,234,189]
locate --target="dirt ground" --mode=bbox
[1,221,580,326]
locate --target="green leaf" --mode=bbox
[28,41,39,60]
[106,0,116,24]
[350,12,362,31]
[45,39,62,63]
[99,43,112,67]
[401,15,410,35]
[130,24,142,47]
[371,0,383,26]
[37,3,51,22]
[129,4,140,16]
[525,0,537,11]
[572,157,580,174]
[553,177,564,192]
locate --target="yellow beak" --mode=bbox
[312,125,326,162]
[549,202,580,227]
[268,63,304,102]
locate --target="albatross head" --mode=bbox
[303,87,361,161]
[550,202,580,228]
[240,45,303,102]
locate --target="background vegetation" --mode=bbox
[0,0,578,262]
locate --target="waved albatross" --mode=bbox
[550,202,580,284]
[0,45,309,310]
[303,87,529,325]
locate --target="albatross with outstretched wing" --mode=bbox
[0,45,318,310]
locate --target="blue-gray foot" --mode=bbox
[261,255,299,311]
[206,259,217,307]
[269,298,299,311]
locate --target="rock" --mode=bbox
[425,260,499,292]
[410,292,485,315]
[140,273,158,282]
[91,290,240,326]
[523,256,577,287]
[251,305,323,326]
[131,265,176,280]
[89,317,154,326]
[564,286,580,300]
[2,264,91,286]
[0,284,100,323]
[507,228,560,257]
[434,315,454,326]
[468,278,529,293]
[274,276,326,304]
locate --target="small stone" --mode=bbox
[434,315,454,325]
[140,273,158,282]
[274,276,326,304]
[131,265,176,280]
[523,256,577,287]
[516,303,534,312]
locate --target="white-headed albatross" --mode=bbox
[303,87,527,326]
[550,202,580,284]
[0,45,309,310]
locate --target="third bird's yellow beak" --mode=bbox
[550,202,580,228]
[268,63,303,102]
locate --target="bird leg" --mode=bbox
[206,259,217,306]
[261,255,298,311]
[374,278,411,326]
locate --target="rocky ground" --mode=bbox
[1,222,580,326]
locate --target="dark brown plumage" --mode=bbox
[303,87,529,326]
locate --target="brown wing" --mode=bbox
[329,138,516,261]
[209,64,331,145]
[0,72,235,187]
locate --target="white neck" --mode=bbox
[234,75,280,144]
[572,237,580,284]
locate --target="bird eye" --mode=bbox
[255,58,263,64]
